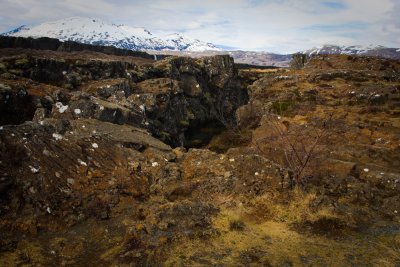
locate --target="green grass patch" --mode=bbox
[271,100,296,116]
[0,62,7,72]
[15,58,29,66]
[179,120,190,127]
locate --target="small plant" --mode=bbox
[159,131,171,142]
[15,57,30,66]
[203,92,212,102]
[229,219,245,231]
[271,100,295,116]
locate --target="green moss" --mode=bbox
[131,70,146,80]
[15,58,29,66]
[179,120,190,127]
[271,100,295,116]
[0,62,7,72]
[153,61,171,73]
[9,69,22,75]
[159,132,171,142]
[204,92,214,102]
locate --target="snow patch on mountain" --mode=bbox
[304,44,394,56]
[2,17,221,52]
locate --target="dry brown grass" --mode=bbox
[240,68,286,73]
[245,188,347,227]
[374,236,400,266]
[164,204,395,266]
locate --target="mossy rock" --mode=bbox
[0,62,7,72]
[15,58,30,66]
[9,69,22,75]
[159,131,171,142]
[131,70,146,81]
[204,92,214,102]
[271,100,295,116]
[160,131,171,137]
[179,120,190,127]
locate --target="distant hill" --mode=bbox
[304,44,400,60]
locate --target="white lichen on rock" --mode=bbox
[55,102,68,113]
[78,159,87,166]
[29,165,40,174]
[52,133,63,141]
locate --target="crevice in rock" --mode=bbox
[0,88,36,126]
[183,119,226,149]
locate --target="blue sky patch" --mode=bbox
[302,22,369,32]
[322,1,347,10]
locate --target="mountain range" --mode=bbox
[2,17,400,66]
[2,17,221,52]
[304,45,400,60]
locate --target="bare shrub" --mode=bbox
[254,114,334,188]
[290,53,309,70]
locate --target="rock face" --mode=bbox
[0,47,248,146]
[141,56,248,146]
[0,118,170,223]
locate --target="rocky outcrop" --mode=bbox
[0,50,248,146]
[137,56,248,146]
[0,119,167,231]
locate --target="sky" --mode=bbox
[0,0,399,53]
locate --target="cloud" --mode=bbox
[0,0,399,53]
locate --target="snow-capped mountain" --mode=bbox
[2,17,221,52]
[304,45,400,60]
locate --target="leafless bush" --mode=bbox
[254,114,334,188]
[290,53,309,70]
